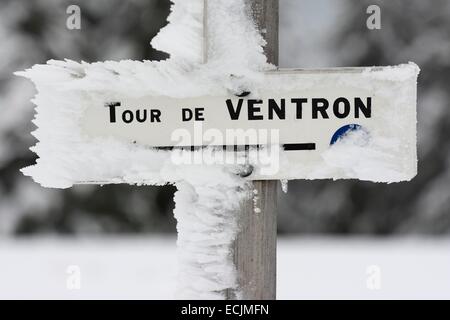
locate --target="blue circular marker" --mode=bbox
[330,124,366,145]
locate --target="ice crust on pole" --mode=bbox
[174,172,247,299]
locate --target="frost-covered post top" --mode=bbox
[17,0,419,188]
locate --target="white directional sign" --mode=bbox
[18,62,418,186]
[79,65,418,182]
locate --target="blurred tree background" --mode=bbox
[0,0,176,235]
[279,0,450,235]
[0,0,449,236]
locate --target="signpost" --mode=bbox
[18,0,419,300]
[232,0,278,300]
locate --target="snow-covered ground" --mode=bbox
[0,236,448,300]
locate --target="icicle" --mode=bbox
[252,188,261,214]
[280,179,288,193]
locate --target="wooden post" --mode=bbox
[249,0,279,67]
[230,0,279,300]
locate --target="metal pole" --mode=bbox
[231,0,279,300]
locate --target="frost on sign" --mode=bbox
[18,62,419,187]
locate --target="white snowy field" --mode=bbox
[0,237,448,300]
